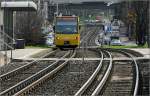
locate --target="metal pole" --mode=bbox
[4,9,8,65]
[148,1,150,48]
[10,44,12,60]
[4,26,7,65]
[10,11,16,61]
[56,3,58,16]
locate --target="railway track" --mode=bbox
[74,50,112,96]
[75,26,110,95]
[74,49,140,96]
[0,24,146,96]
[99,50,139,96]
[0,26,102,95]
[75,26,113,95]
[0,50,56,77]
[80,26,99,47]
[0,49,67,76]
[138,59,150,95]
[26,50,102,95]
[0,50,73,95]
[87,27,101,47]
[18,26,104,95]
[13,50,76,96]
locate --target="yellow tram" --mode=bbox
[54,16,80,49]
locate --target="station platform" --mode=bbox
[18,57,149,61]
[1,48,50,59]
[4,48,148,59]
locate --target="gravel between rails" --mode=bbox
[82,61,109,95]
[80,26,98,46]
[137,60,150,95]
[46,50,69,58]
[28,60,99,96]
[0,50,69,76]
[0,61,30,75]
[0,50,54,76]
[111,52,128,58]
[101,61,133,96]
[76,49,101,58]
[0,61,54,92]
[88,27,100,47]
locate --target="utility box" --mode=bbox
[16,39,25,49]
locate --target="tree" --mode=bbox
[133,1,149,46]
[127,8,137,40]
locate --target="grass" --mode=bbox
[102,43,148,49]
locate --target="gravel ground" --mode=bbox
[0,61,54,92]
[87,27,100,47]
[46,50,69,58]
[101,61,133,96]
[0,50,69,76]
[80,27,99,47]
[138,60,150,96]
[1,24,147,96]
[0,61,30,75]
[28,60,99,96]
[76,49,101,58]
[111,52,127,58]
[83,61,109,95]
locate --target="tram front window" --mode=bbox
[55,22,77,34]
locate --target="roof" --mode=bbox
[56,16,78,18]
[1,1,37,11]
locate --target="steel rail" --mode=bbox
[119,50,139,96]
[13,50,76,96]
[0,50,71,96]
[74,51,104,96]
[80,27,94,43]
[80,27,98,47]
[0,49,57,81]
[19,57,149,61]
[91,51,113,96]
